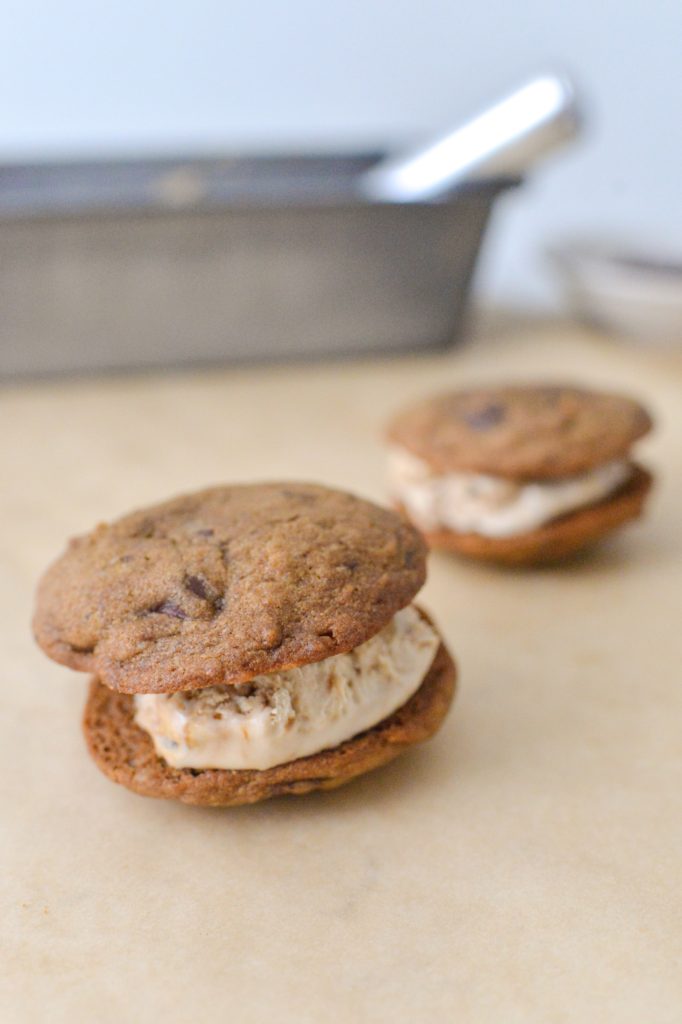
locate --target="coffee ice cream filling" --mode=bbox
[134,604,440,771]
[388,447,632,539]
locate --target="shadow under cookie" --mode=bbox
[83,643,457,807]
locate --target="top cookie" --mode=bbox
[387,384,652,479]
[34,483,426,694]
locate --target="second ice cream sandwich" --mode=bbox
[387,384,653,565]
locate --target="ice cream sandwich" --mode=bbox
[387,384,653,565]
[33,483,456,805]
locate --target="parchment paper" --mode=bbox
[2,323,680,1023]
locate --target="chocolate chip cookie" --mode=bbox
[34,482,428,694]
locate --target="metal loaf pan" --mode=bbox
[0,155,516,376]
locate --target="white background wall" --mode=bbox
[2,0,680,308]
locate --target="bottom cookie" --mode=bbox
[83,642,457,806]
[414,464,652,567]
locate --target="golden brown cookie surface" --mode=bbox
[413,464,652,565]
[34,483,426,694]
[82,641,457,806]
[387,384,652,479]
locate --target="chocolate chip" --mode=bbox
[68,642,94,655]
[233,682,256,698]
[195,528,214,538]
[281,488,315,503]
[151,601,188,620]
[131,518,155,539]
[464,403,505,430]
[344,559,359,571]
[185,574,209,599]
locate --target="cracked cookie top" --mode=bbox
[33,482,427,694]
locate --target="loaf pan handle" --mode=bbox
[360,73,581,202]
